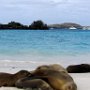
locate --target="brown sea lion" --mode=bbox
[16,64,77,90]
[31,69,77,90]
[36,64,68,73]
[0,70,30,87]
[15,64,67,90]
[67,64,90,73]
[15,77,53,90]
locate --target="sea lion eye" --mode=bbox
[66,86,72,90]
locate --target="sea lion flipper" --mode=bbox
[15,78,53,90]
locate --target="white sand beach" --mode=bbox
[0,61,90,90]
[70,73,90,90]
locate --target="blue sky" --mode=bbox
[0,0,90,25]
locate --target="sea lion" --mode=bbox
[15,77,53,90]
[0,70,30,87]
[67,64,90,73]
[16,64,77,90]
[31,69,77,90]
[15,64,68,90]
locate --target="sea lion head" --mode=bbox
[36,65,50,70]
[35,64,67,73]
[14,70,31,79]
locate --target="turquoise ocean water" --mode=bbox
[0,29,90,67]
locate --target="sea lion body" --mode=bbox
[16,64,77,90]
[31,69,77,90]
[0,70,30,87]
[67,64,90,73]
[15,77,53,90]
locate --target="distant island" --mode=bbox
[0,20,90,30]
[48,23,82,29]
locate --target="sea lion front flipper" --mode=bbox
[15,78,53,90]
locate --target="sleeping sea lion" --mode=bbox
[16,64,77,90]
[31,69,77,90]
[15,77,53,90]
[0,70,30,87]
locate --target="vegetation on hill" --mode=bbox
[29,20,49,30]
[0,21,83,30]
[0,21,28,29]
[0,20,49,30]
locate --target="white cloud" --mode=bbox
[0,0,69,7]
[0,0,90,25]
